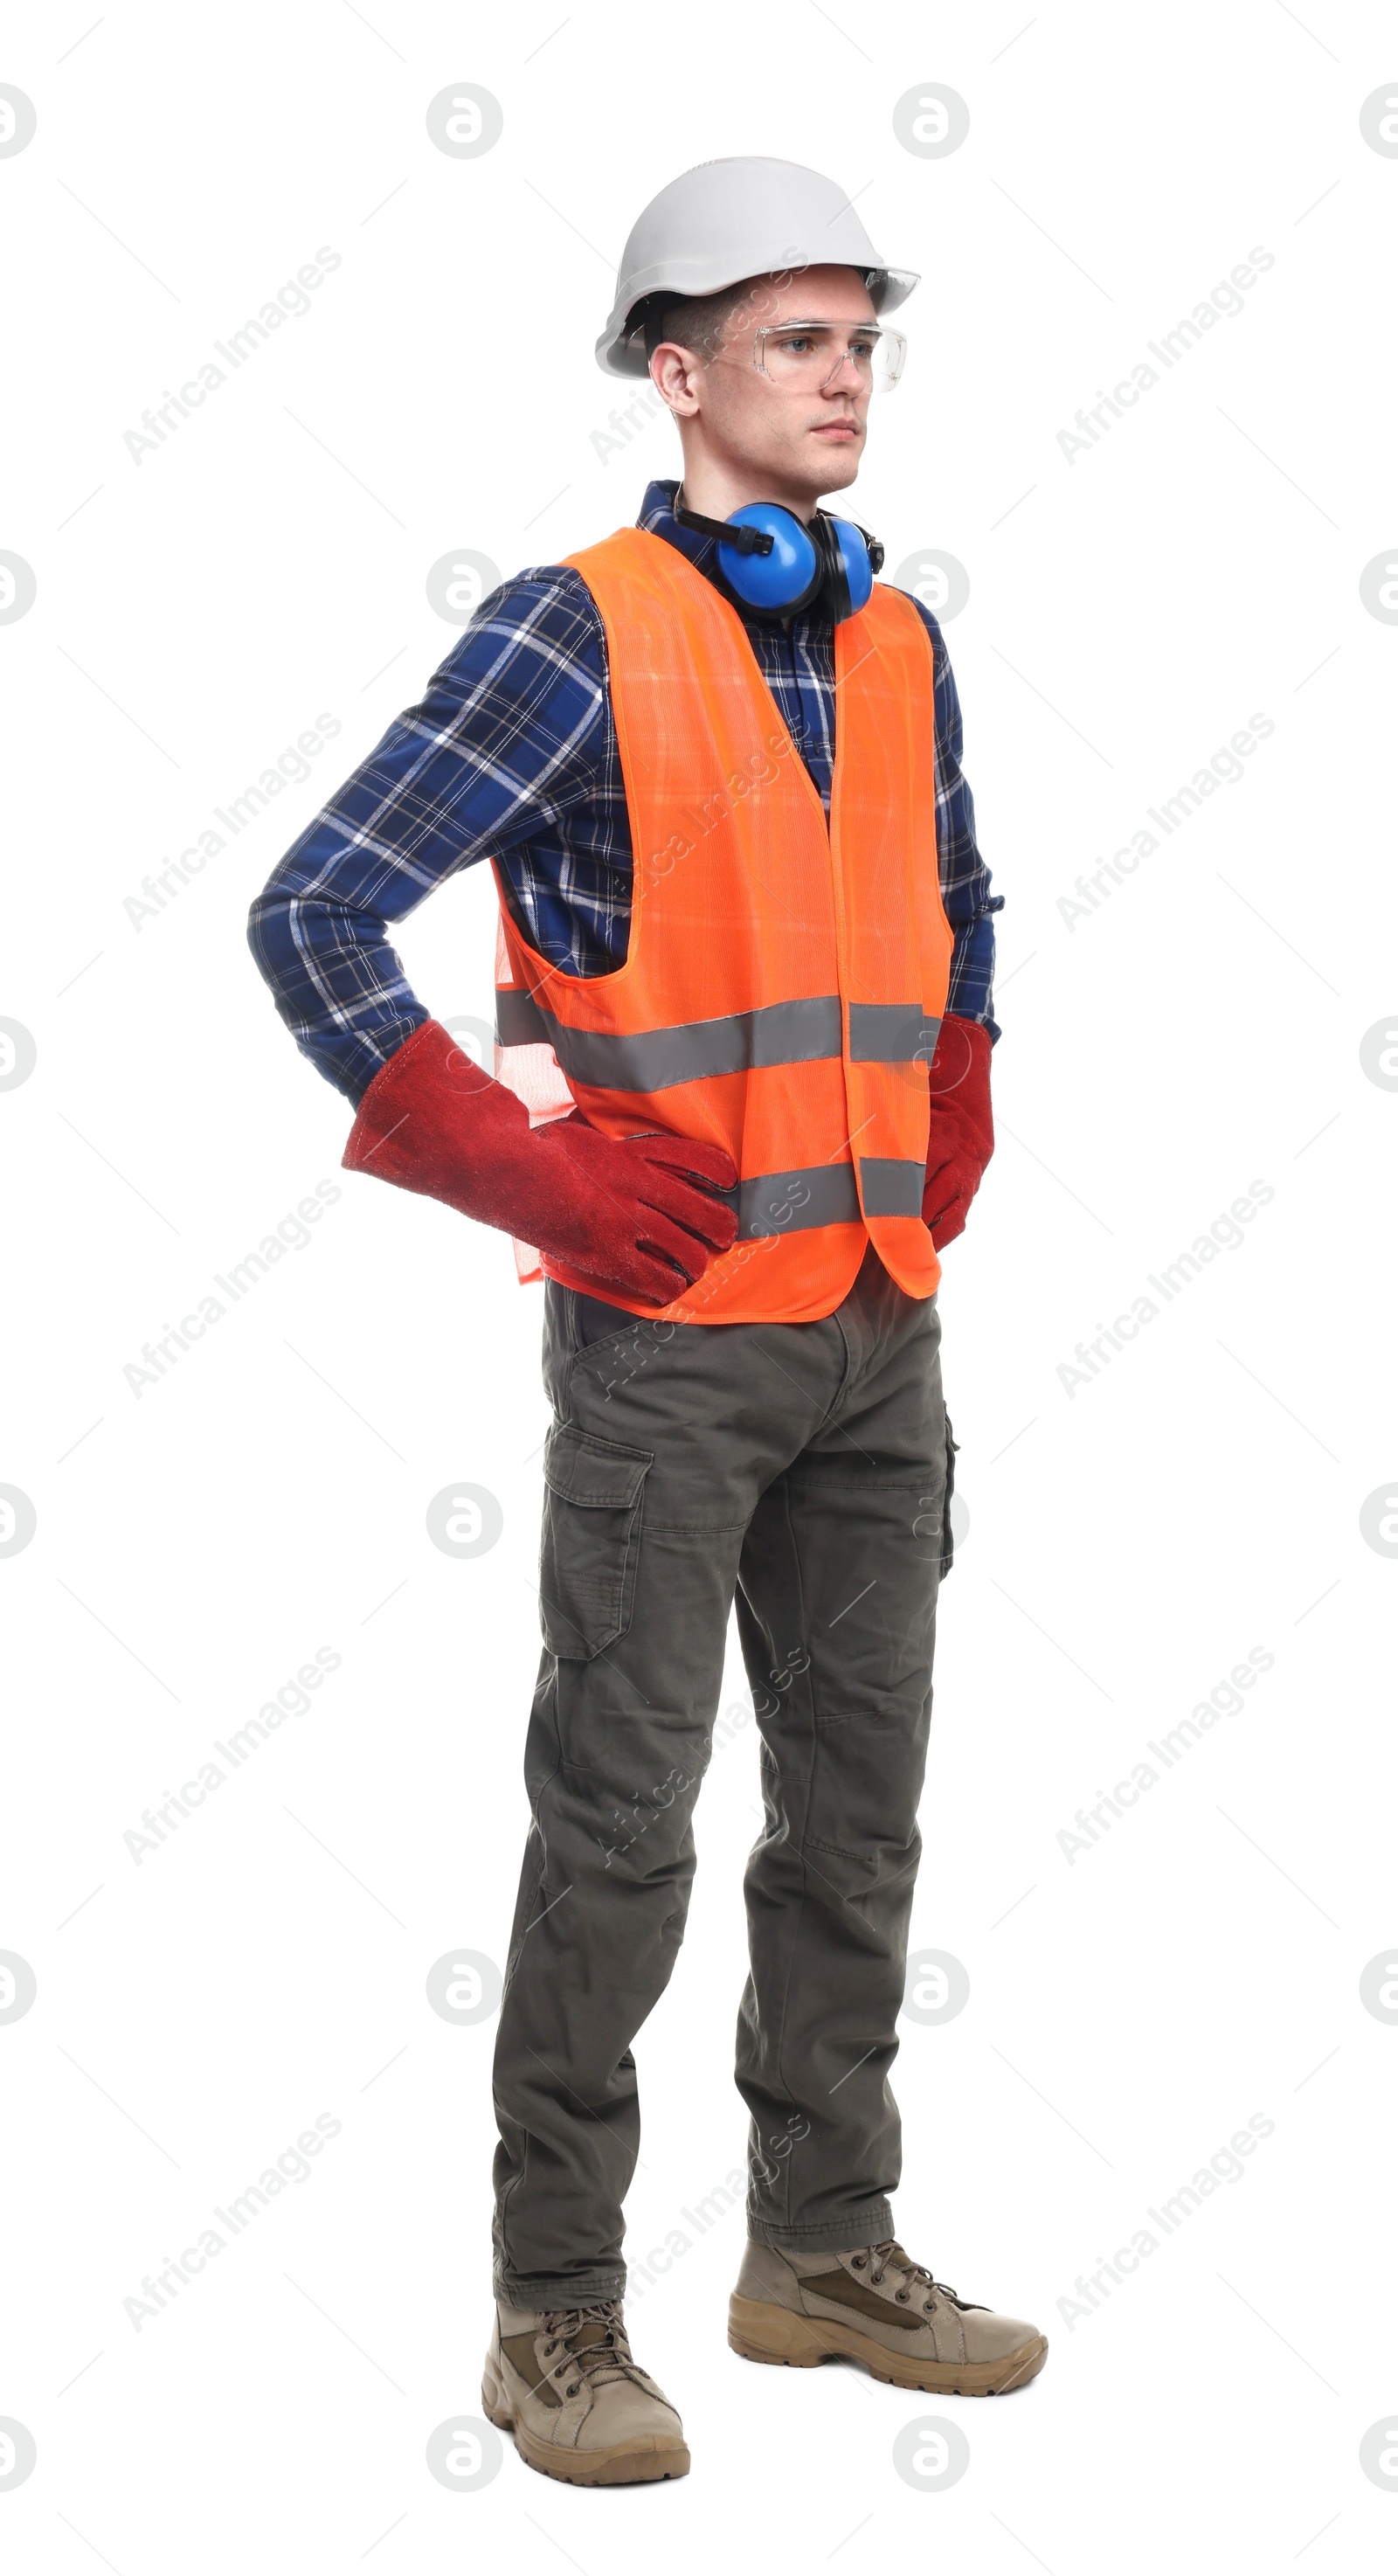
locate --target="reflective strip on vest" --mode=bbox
[848,1004,942,1064]
[496,989,844,1090]
[496,990,941,1087]
[857,1157,928,1217]
[731,1160,925,1236]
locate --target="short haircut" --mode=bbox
[640,276,765,365]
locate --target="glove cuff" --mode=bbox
[927,1013,993,1099]
[343,1018,495,1180]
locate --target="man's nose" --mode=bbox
[822,350,867,393]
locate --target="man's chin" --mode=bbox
[808,441,862,497]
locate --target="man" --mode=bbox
[249,156,1045,2489]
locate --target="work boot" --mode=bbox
[481,2297,690,2484]
[729,2238,1048,2396]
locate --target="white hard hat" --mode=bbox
[597,156,919,378]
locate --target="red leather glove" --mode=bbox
[922,1014,994,1250]
[343,1018,737,1304]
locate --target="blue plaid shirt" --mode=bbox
[248,479,1003,1104]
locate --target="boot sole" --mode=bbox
[481,2359,690,2486]
[727,2293,1048,2396]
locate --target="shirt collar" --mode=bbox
[637,477,717,577]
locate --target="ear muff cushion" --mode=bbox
[827,516,874,615]
[812,516,853,623]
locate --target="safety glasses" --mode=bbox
[744,318,908,394]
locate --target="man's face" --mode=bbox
[654,265,880,508]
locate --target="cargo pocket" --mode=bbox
[538,1422,654,1660]
[940,1411,959,1581]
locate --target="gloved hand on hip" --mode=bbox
[342,1018,737,1304]
[922,1014,994,1250]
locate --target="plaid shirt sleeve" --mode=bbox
[246,570,615,1104]
[906,596,1004,1041]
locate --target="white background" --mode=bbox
[3,0,1396,2566]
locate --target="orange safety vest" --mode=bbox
[492,526,954,1325]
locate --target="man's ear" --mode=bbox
[650,344,700,416]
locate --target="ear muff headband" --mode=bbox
[674,498,883,622]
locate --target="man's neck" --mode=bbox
[676,468,823,526]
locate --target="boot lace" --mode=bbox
[537,2301,646,2401]
[855,2239,981,2316]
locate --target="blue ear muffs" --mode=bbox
[674,497,883,622]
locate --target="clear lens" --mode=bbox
[752,320,906,393]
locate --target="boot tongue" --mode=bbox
[568,2318,614,2350]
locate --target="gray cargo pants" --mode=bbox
[491,1243,954,2308]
